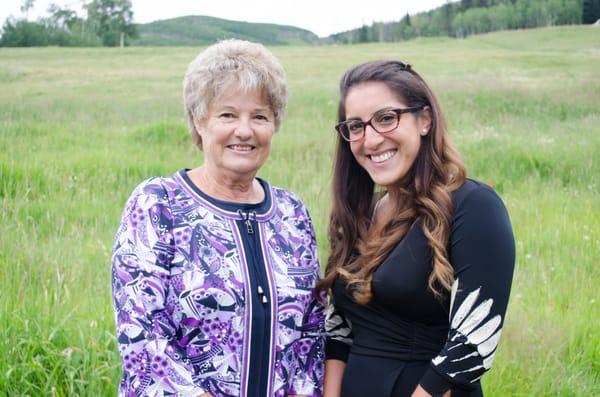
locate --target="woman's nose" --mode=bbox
[234,118,253,138]
[363,124,383,148]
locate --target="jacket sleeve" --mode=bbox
[112,179,207,396]
[419,185,515,395]
[289,206,326,397]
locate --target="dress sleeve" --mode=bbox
[324,298,353,362]
[111,179,207,396]
[419,184,515,395]
[289,206,326,397]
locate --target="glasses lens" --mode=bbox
[344,120,364,140]
[372,110,399,133]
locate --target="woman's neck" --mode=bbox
[371,188,409,229]
[187,166,264,204]
[371,192,388,229]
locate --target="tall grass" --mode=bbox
[1,26,598,395]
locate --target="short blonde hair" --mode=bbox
[183,39,288,150]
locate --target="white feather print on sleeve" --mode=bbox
[450,286,480,329]
[432,278,504,380]
[325,300,353,346]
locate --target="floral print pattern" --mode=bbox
[112,171,325,396]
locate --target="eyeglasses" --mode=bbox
[335,106,424,142]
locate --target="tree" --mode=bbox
[42,3,100,46]
[47,3,78,30]
[431,3,455,36]
[582,0,600,23]
[452,12,465,37]
[0,18,48,46]
[370,22,384,42]
[357,24,369,43]
[20,0,36,20]
[402,12,411,26]
[440,2,455,35]
[488,3,505,30]
[461,0,474,11]
[561,0,582,24]
[85,0,137,47]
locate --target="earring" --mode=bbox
[421,128,429,135]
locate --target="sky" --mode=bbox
[1,0,449,37]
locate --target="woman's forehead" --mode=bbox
[345,82,406,117]
[211,86,271,110]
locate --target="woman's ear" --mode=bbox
[419,106,433,136]
[193,118,204,136]
[191,117,205,150]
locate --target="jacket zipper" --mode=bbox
[237,209,271,397]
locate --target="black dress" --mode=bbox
[325,179,515,397]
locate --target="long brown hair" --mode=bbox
[317,60,466,303]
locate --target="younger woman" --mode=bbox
[320,60,515,397]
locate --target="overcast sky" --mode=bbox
[1,0,449,37]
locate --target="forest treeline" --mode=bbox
[1,0,600,47]
[0,0,136,47]
[332,0,599,44]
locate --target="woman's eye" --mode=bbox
[219,113,235,119]
[254,114,269,121]
[376,113,397,124]
[348,122,363,133]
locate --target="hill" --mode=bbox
[132,15,319,46]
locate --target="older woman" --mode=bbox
[112,40,324,397]
[319,60,515,397]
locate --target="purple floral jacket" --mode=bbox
[112,170,325,397]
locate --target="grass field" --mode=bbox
[1,25,599,396]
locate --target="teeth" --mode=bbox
[229,145,253,151]
[370,150,395,163]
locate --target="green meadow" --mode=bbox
[1,26,598,395]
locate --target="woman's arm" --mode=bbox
[323,359,346,397]
[322,296,353,397]
[417,184,515,395]
[288,205,327,396]
[411,384,450,397]
[289,293,326,396]
[112,180,208,396]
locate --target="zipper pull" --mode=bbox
[237,209,254,234]
[245,219,254,234]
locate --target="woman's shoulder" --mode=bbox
[128,176,168,198]
[268,183,314,220]
[269,183,305,207]
[124,172,182,206]
[451,178,510,222]
[452,178,503,206]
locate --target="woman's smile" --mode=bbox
[368,149,397,164]
[226,144,256,152]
